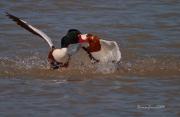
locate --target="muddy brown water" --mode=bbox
[0,0,180,117]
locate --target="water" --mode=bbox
[0,0,180,116]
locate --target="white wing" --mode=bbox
[92,39,121,63]
[6,12,54,49]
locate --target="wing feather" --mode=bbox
[6,12,54,49]
[92,39,121,63]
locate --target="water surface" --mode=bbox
[0,0,180,117]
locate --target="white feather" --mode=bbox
[20,19,54,48]
[91,39,121,63]
[52,48,69,63]
[52,43,89,63]
[67,39,121,63]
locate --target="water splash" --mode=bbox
[0,53,180,77]
[15,55,48,70]
[95,62,118,74]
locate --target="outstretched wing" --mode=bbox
[6,12,54,49]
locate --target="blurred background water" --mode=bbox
[0,0,180,117]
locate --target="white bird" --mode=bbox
[6,13,121,69]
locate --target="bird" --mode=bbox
[6,12,121,69]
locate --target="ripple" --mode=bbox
[154,12,180,19]
[127,33,156,41]
[112,86,144,94]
